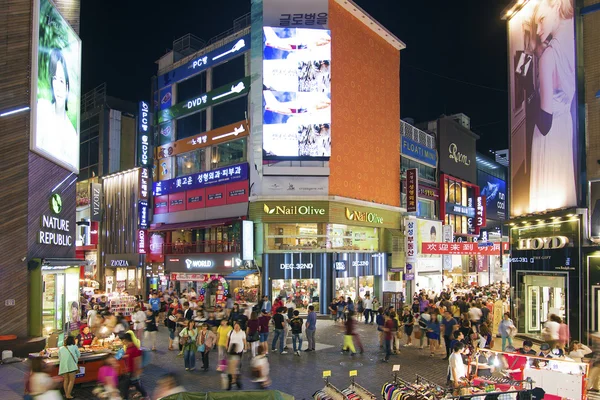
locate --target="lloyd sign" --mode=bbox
[516,236,570,250]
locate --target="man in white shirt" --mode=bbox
[363,294,374,324]
[448,342,467,387]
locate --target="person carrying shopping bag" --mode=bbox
[179,320,199,371]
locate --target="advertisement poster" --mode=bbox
[478,171,507,221]
[416,219,442,259]
[31,0,82,173]
[262,27,332,160]
[508,0,577,216]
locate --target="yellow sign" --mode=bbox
[345,207,384,224]
[323,370,331,378]
[263,203,326,216]
[349,370,358,377]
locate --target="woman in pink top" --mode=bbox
[94,355,120,398]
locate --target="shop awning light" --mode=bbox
[0,105,30,117]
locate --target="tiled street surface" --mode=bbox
[0,319,483,399]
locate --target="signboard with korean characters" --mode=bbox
[421,241,509,255]
[405,217,417,264]
[156,120,249,159]
[406,168,418,213]
[263,0,329,28]
[153,163,248,196]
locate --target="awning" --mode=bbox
[224,269,258,280]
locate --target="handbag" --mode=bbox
[180,329,189,346]
[249,331,259,342]
[198,344,206,352]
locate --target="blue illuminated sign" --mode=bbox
[153,163,248,196]
[477,171,507,221]
[401,136,437,168]
[157,34,251,89]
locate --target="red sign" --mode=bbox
[476,195,486,227]
[421,242,509,255]
[137,229,148,254]
[90,221,99,245]
[186,188,206,210]
[226,180,249,204]
[154,195,168,214]
[168,192,186,213]
[206,184,227,207]
[406,168,418,212]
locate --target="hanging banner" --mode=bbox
[442,224,453,271]
[91,182,102,222]
[405,217,417,264]
[406,168,418,213]
[421,242,509,255]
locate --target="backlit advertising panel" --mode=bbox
[508,0,578,216]
[262,27,331,160]
[31,0,82,173]
[478,171,506,221]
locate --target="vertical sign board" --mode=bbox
[137,101,152,168]
[442,224,453,270]
[137,229,147,254]
[476,196,486,229]
[138,168,149,229]
[91,182,102,222]
[405,217,417,265]
[406,168,418,213]
[242,220,254,261]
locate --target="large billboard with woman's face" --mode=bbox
[31,0,81,173]
[508,0,577,217]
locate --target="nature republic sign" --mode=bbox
[39,193,73,247]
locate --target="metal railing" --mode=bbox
[400,120,436,150]
[162,241,240,255]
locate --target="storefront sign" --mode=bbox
[421,242,509,255]
[334,261,346,271]
[38,194,73,247]
[139,168,150,200]
[516,236,570,250]
[280,263,314,270]
[153,163,248,196]
[157,120,250,159]
[438,118,477,183]
[138,200,149,229]
[351,260,369,267]
[137,101,152,168]
[185,259,213,269]
[110,260,130,267]
[264,204,326,216]
[170,273,215,281]
[406,168,418,213]
[345,208,383,224]
[405,217,417,264]
[445,203,475,218]
[263,0,328,28]
[158,77,251,124]
[448,143,471,166]
[442,225,453,270]
[419,185,439,199]
[242,220,254,261]
[157,34,251,89]
[401,136,437,167]
[259,175,329,197]
[476,196,486,227]
[137,229,147,254]
[91,183,102,222]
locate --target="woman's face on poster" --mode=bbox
[535,1,560,43]
[52,60,68,106]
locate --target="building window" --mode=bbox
[212,96,247,130]
[176,149,206,177]
[176,110,207,141]
[265,223,379,252]
[212,55,245,88]
[211,137,247,169]
[401,158,436,183]
[418,199,434,219]
[177,72,207,103]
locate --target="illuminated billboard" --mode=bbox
[508,0,577,216]
[478,171,506,221]
[31,0,81,174]
[262,27,331,160]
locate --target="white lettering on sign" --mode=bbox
[517,236,570,250]
[140,101,149,133]
[186,95,208,109]
[448,143,471,165]
[38,215,73,247]
[185,259,214,269]
[351,260,369,267]
[92,187,101,218]
[280,263,313,270]
[264,204,326,216]
[140,135,149,166]
[110,260,130,267]
[192,56,209,69]
[41,215,70,231]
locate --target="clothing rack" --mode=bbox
[415,374,445,391]
[346,379,376,400]
[313,378,349,400]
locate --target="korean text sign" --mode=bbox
[153,163,248,196]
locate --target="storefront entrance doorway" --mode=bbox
[515,271,567,337]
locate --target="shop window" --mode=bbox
[212,95,247,130]
[176,110,206,140]
[272,278,320,312]
[418,199,434,219]
[265,223,379,252]
[462,185,468,207]
[176,148,206,177]
[335,276,374,300]
[444,179,449,202]
[401,157,437,183]
[211,137,247,169]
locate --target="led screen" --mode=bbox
[31,0,81,173]
[508,0,577,216]
[262,27,331,160]
[478,171,507,221]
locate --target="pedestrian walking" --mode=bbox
[144,309,158,351]
[289,310,303,356]
[342,311,357,356]
[381,313,395,362]
[356,296,364,322]
[271,307,287,354]
[498,312,515,351]
[197,323,216,371]
[247,311,260,357]
[376,307,385,348]
[258,309,271,355]
[180,320,198,371]
[250,347,271,389]
[228,322,247,357]
[363,294,373,324]
[216,319,233,368]
[305,305,317,352]
[402,308,414,347]
[226,344,243,390]
[427,310,441,357]
[441,311,458,359]
[58,336,80,399]
[132,306,146,347]
[119,332,148,399]
[27,356,60,399]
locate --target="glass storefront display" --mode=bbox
[271,278,320,312]
[266,223,379,252]
[176,149,206,177]
[42,268,80,335]
[515,272,567,337]
[335,276,375,301]
[211,137,247,169]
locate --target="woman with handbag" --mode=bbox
[179,320,198,371]
[246,312,261,357]
[197,323,216,371]
[58,336,80,399]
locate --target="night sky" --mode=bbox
[80,0,510,152]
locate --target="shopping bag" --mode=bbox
[414,329,422,340]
